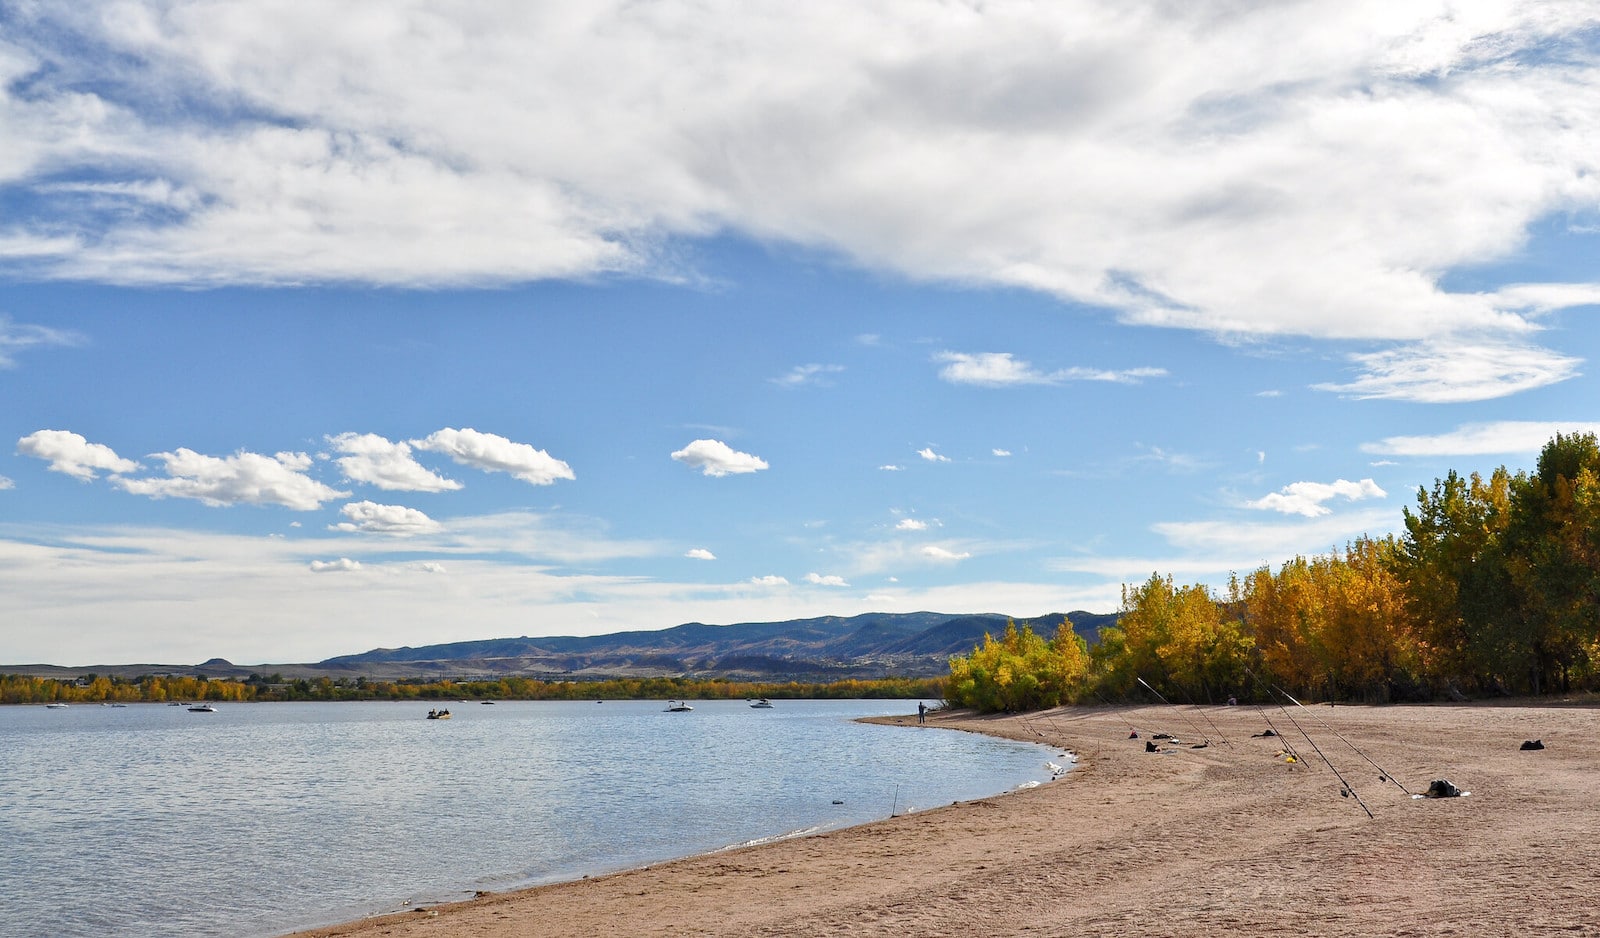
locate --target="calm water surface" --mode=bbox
[0,699,1061,938]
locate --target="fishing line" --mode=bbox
[1135,676,1213,746]
[1166,677,1232,746]
[1270,684,1414,796]
[1266,692,1374,819]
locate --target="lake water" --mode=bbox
[0,699,1061,938]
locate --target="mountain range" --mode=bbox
[7,611,1117,682]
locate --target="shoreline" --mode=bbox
[287,702,1600,937]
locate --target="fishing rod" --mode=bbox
[1165,677,1232,746]
[1270,683,1414,796]
[1135,676,1213,747]
[1265,692,1373,819]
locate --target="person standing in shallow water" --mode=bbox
[918,701,927,724]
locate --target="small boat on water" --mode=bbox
[664,699,693,712]
[188,704,218,713]
[750,698,774,709]
[427,708,452,720]
[44,702,69,709]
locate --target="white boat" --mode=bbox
[188,704,218,713]
[44,702,69,709]
[749,698,774,709]
[664,699,693,712]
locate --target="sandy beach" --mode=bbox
[290,702,1600,937]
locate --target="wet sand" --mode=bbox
[289,702,1600,937]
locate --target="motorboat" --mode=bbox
[663,700,693,712]
[426,708,452,720]
[44,702,69,709]
[749,698,774,709]
[188,704,218,713]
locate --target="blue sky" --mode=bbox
[3,2,1600,665]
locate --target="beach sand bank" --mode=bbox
[289,702,1600,937]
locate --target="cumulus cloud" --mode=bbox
[327,432,460,492]
[309,558,362,573]
[749,574,789,586]
[331,500,442,536]
[419,562,447,574]
[879,464,903,471]
[17,430,141,480]
[993,449,1012,457]
[917,447,950,463]
[413,428,574,486]
[0,475,13,490]
[1362,421,1600,457]
[5,5,1600,398]
[772,363,844,388]
[896,518,929,532]
[685,548,716,560]
[115,449,349,509]
[1247,479,1387,518]
[671,439,769,477]
[805,572,850,587]
[0,317,81,367]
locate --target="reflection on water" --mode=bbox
[0,699,1057,938]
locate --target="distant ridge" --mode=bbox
[3,611,1117,681]
[321,610,1118,681]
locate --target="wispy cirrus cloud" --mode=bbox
[0,317,81,367]
[1362,421,1600,457]
[772,363,844,388]
[935,351,1165,387]
[1313,340,1582,403]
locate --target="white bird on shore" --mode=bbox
[1045,760,1065,777]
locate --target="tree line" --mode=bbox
[1,671,943,705]
[948,433,1600,712]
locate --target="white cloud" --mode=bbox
[115,448,349,509]
[805,572,849,587]
[1151,506,1402,561]
[772,363,844,388]
[0,317,81,367]
[1247,478,1387,518]
[327,432,461,492]
[992,449,1012,457]
[309,558,362,573]
[413,428,574,486]
[4,2,1600,409]
[670,439,769,477]
[1313,341,1582,403]
[917,447,950,463]
[920,545,971,562]
[419,562,447,574]
[879,464,903,472]
[896,518,929,531]
[331,500,442,537]
[935,351,1056,386]
[0,475,13,490]
[17,430,141,481]
[1362,421,1600,457]
[935,351,1167,387]
[685,548,716,560]
[749,575,789,586]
